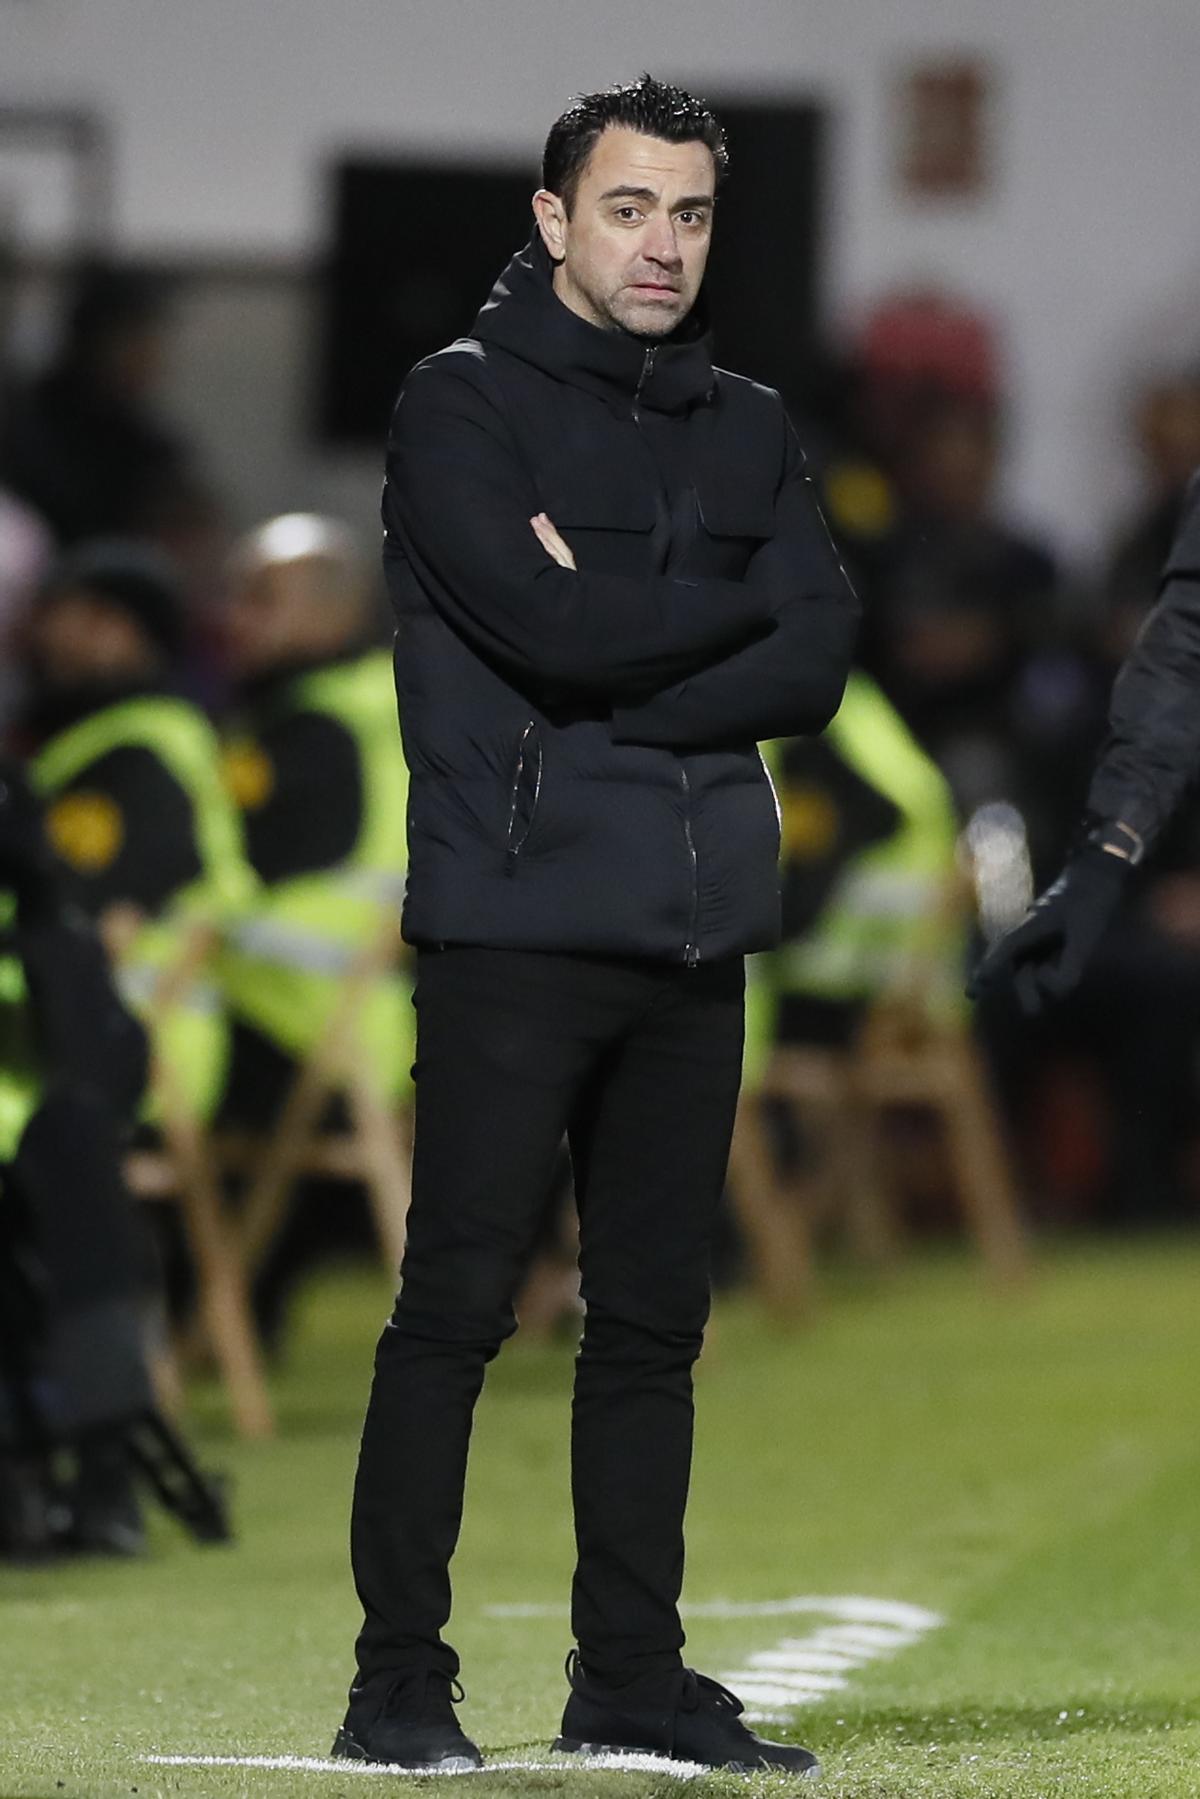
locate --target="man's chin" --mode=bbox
[612,298,688,340]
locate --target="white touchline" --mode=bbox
[483,1594,945,1722]
[143,1752,712,1780]
[714,1599,945,1719]
[142,1597,944,1777]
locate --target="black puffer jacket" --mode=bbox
[385,234,859,962]
[1088,468,1200,854]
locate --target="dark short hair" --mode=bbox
[542,74,728,214]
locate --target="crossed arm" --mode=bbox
[388,357,858,743]
[609,424,859,749]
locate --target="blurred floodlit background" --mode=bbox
[4,0,1200,1417]
[3,0,1200,555]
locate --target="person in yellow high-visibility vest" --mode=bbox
[747,672,964,1088]
[19,541,255,1123]
[215,515,412,1341]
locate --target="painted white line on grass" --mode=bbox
[144,1752,710,1780]
[483,1595,945,1723]
[142,1598,943,1777]
[716,1600,945,1720]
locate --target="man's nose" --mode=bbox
[641,218,683,268]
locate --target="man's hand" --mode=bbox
[967,843,1131,1016]
[530,512,576,571]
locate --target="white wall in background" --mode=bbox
[4,0,1200,560]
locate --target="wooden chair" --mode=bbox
[725,1086,819,1317]
[122,921,275,1439]
[727,873,1028,1314]
[851,996,1028,1283]
[213,913,414,1295]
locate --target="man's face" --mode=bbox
[223,557,358,678]
[224,563,308,678]
[29,590,156,687]
[535,127,716,339]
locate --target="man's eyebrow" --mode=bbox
[597,185,715,208]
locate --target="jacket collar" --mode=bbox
[471,232,715,417]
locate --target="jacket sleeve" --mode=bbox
[608,421,860,749]
[1086,469,1200,852]
[386,357,774,699]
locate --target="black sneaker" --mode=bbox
[552,1654,820,1777]
[331,1668,482,1771]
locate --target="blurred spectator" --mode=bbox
[215,515,411,1341]
[863,389,1061,818]
[1101,368,1200,662]
[813,295,1083,859]
[0,264,216,575]
[748,672,963,1079]
[855,289,1001,470]
[18,540,253,1123]
[814,292,1002,599]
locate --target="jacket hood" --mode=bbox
[471,231,714,416]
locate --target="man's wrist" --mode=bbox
[1084,819,1144,866]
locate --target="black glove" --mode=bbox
[967,842,1132,1016]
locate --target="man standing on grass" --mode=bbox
[334,75,858,1775]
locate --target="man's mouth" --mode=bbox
[630,282,680,298]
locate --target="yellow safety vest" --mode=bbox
[32,696,256,1121]
[218,650,413,1099]
[745,674,963,1085]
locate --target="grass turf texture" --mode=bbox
[1,1240,1197,1799]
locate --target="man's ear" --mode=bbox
[532,189,567,264]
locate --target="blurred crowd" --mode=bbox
[0,264,412,1556]
[2,259,1198,1560]
[790,290,1200,1234]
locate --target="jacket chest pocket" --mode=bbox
[693,486,776,578]
[533,485,660,579]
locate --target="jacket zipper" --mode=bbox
[504,719,541,871]
[634,344,700,965]
[680,765,699,966]
[632,345,657,424]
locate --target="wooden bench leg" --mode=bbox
[726,1095,815,1317]
[348,1079,412,1280]
[161,1098,274,1439]
[830,1086,904,1267]
[939,1043,1029,1285]
[236,1049,337,1281]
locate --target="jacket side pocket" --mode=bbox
[504,720,543,870]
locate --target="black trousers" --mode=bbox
[350,944,745,1697]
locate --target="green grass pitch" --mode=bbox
[1,1239,1197,1798]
